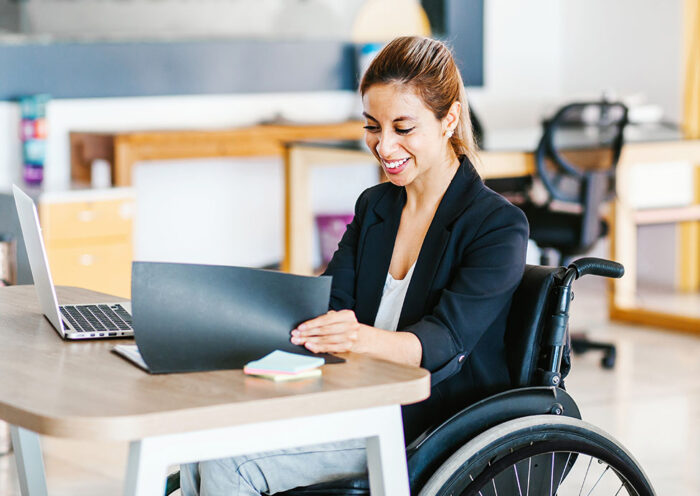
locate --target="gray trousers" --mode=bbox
[180,439,367,496]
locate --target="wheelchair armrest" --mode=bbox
[406,386,580,491]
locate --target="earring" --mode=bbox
[445,129,454,139]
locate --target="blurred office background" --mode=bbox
[0,0,686,272]
[0,0,698,494]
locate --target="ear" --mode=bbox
[443,100,461,133]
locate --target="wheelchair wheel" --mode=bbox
[419,415,655,496]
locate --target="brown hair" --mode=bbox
[360,36,479,164]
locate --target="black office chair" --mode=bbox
[527,102,627,263]
[165,258,655,496]
[529,102,627,370]
[489,101,628,369]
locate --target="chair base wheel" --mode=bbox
[601,350,616,369]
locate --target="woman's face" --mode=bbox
[362,83,454,187]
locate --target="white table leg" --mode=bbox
[123,438,168,496]
[9,426,47,496]
[366,406,410,496]
[122,405,409,496]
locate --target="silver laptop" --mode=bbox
[12,185,133,340]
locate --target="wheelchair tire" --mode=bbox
[418,415,655,496]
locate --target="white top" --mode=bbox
[373,262,417,332]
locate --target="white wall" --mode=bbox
[0,102,21,188]
[17,0,364,40]
[559,0,683,123]
[133,157,377,269]
[468,0,562,129]
[469,0,683,128]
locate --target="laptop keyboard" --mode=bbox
[60,304,133,333]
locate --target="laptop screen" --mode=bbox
[12,185,65,333]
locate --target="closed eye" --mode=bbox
[363,125,379,133]
[395,127,415,135]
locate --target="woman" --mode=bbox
[182,35,528,496]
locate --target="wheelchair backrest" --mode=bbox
[505,264,566,387]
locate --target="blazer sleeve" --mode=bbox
[322,189,370,311]
[401,203,529,381]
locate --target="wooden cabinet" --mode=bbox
[38,190,134,298]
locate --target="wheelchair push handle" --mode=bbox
[568,257,625,280]
[543,257,625,387]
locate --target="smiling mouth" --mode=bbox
[381,157,410,169]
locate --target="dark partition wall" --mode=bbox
[0,1,483,100]
[0,0,20,33]
[0,40,358,100]
[423,0,484,86]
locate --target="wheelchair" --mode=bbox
[166,257,655,496]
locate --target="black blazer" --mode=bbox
[324,156,529,443]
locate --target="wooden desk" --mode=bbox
[0,285,430,495]
[282,130,700,335]
[69,121,366,187]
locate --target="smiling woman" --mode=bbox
[180,36,529,496]
[360,35,479,167]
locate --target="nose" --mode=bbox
[375,130,399,159]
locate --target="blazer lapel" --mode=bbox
[398,158,483,329]
[354,186,405,326]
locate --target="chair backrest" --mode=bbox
[536,101,628,206]
[504,264,566,387]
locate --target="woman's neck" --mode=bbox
[404,150,460,212]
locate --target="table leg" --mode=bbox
[365,406,410,495]
[9,426,47,496]
[123,438,168,496]
[122,405,409,496]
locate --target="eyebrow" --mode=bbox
[362,112,416,123]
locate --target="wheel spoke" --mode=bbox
[550,451,555,496]
[578,456,593,496]
[469,473,484,496]
[554,452,572,496]
[526,457,531,496]
[585,466,610,496]
[613,482,624,496]
[513,463,524,496]
[492,477,498,496]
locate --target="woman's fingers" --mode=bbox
[303,330,358,353]
[306,341,353,354]
[291,310,360,352]
[294,321,352,337]
[296,310,356,332]
[304,328,358,345]
[291,323,357,344]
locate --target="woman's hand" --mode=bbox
[291,310,364,354]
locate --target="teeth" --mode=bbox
[383,158,409,169]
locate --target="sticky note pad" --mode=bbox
[244,350,325,375]
[249,368,322,382]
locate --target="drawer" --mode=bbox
[46,242,132,298]
[40,198,134,241]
